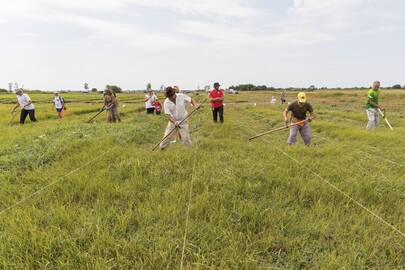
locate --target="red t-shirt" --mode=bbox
[153,101,161,112]
[209,89,224,108]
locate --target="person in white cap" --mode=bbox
[11,89,37,124]
[52,92,66,118]
[283,92,315,145]
[144,90,157,114]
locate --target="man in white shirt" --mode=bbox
[52,92,65,118]
[12,89,37,124]
[159,86,199,150]
[144,90,157,114]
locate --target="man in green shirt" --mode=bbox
[366,81,385,130]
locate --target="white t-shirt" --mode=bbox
[53,96,63,109]
[17,94,35,110]
[164,93,192,121]
[145,94,157,109]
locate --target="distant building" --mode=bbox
[226,89,238,94]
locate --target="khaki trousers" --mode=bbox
[160,122,192,149]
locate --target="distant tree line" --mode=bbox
[229,84,405,91]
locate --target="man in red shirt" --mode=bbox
[209,82,225,123]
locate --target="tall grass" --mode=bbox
[0,91,404,269]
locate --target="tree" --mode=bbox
[91,88,98,92]
[109,85,122,93]
[84,83,89,90]
[392,84,401,89]
[146,83,152,91]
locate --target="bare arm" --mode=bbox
[211,97,224,102]
[191,99,200,108]
[283,108,289,123]
[102,98,108,110]
[370,100,384,110]
[24,101,32,108]
[166,114,177,125]
[12,102,19,112]
[308,112,315,121]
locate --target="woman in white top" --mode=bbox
[52,92,65,118]
[144,90,157,114]
[12,89,37,124]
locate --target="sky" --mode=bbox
[0,0,404,91]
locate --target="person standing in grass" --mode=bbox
[153,100,162,115]
[159,86,199,150]
[209,82,225,123]
[144,90,157,114]
[365,81,385,130]
[52,92,65,119]
[12,89,37,124]
[103,88,121,123]
[283,92,315,146]
[281,90,287,104]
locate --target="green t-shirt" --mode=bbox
[366,89,379,109]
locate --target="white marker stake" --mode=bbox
[378,108,394,131]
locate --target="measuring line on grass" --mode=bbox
[179,110,205,270]
[230,106,405,241]
[0,150,109,216]
[241,115,405,240]
[312,132,404,169]
[273,145,405,240]
[180,152,198,270]
[0,115,148,215]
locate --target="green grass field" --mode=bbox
[0,90,404,269]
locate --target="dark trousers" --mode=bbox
[212,106,224,123]
[20,109,37,124]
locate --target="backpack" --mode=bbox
[58,96,67,110]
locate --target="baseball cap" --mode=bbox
[214,82,220,87]
[297,92,307,103]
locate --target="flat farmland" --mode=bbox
[0,90,404,269]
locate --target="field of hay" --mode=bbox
[0,90,404,269]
